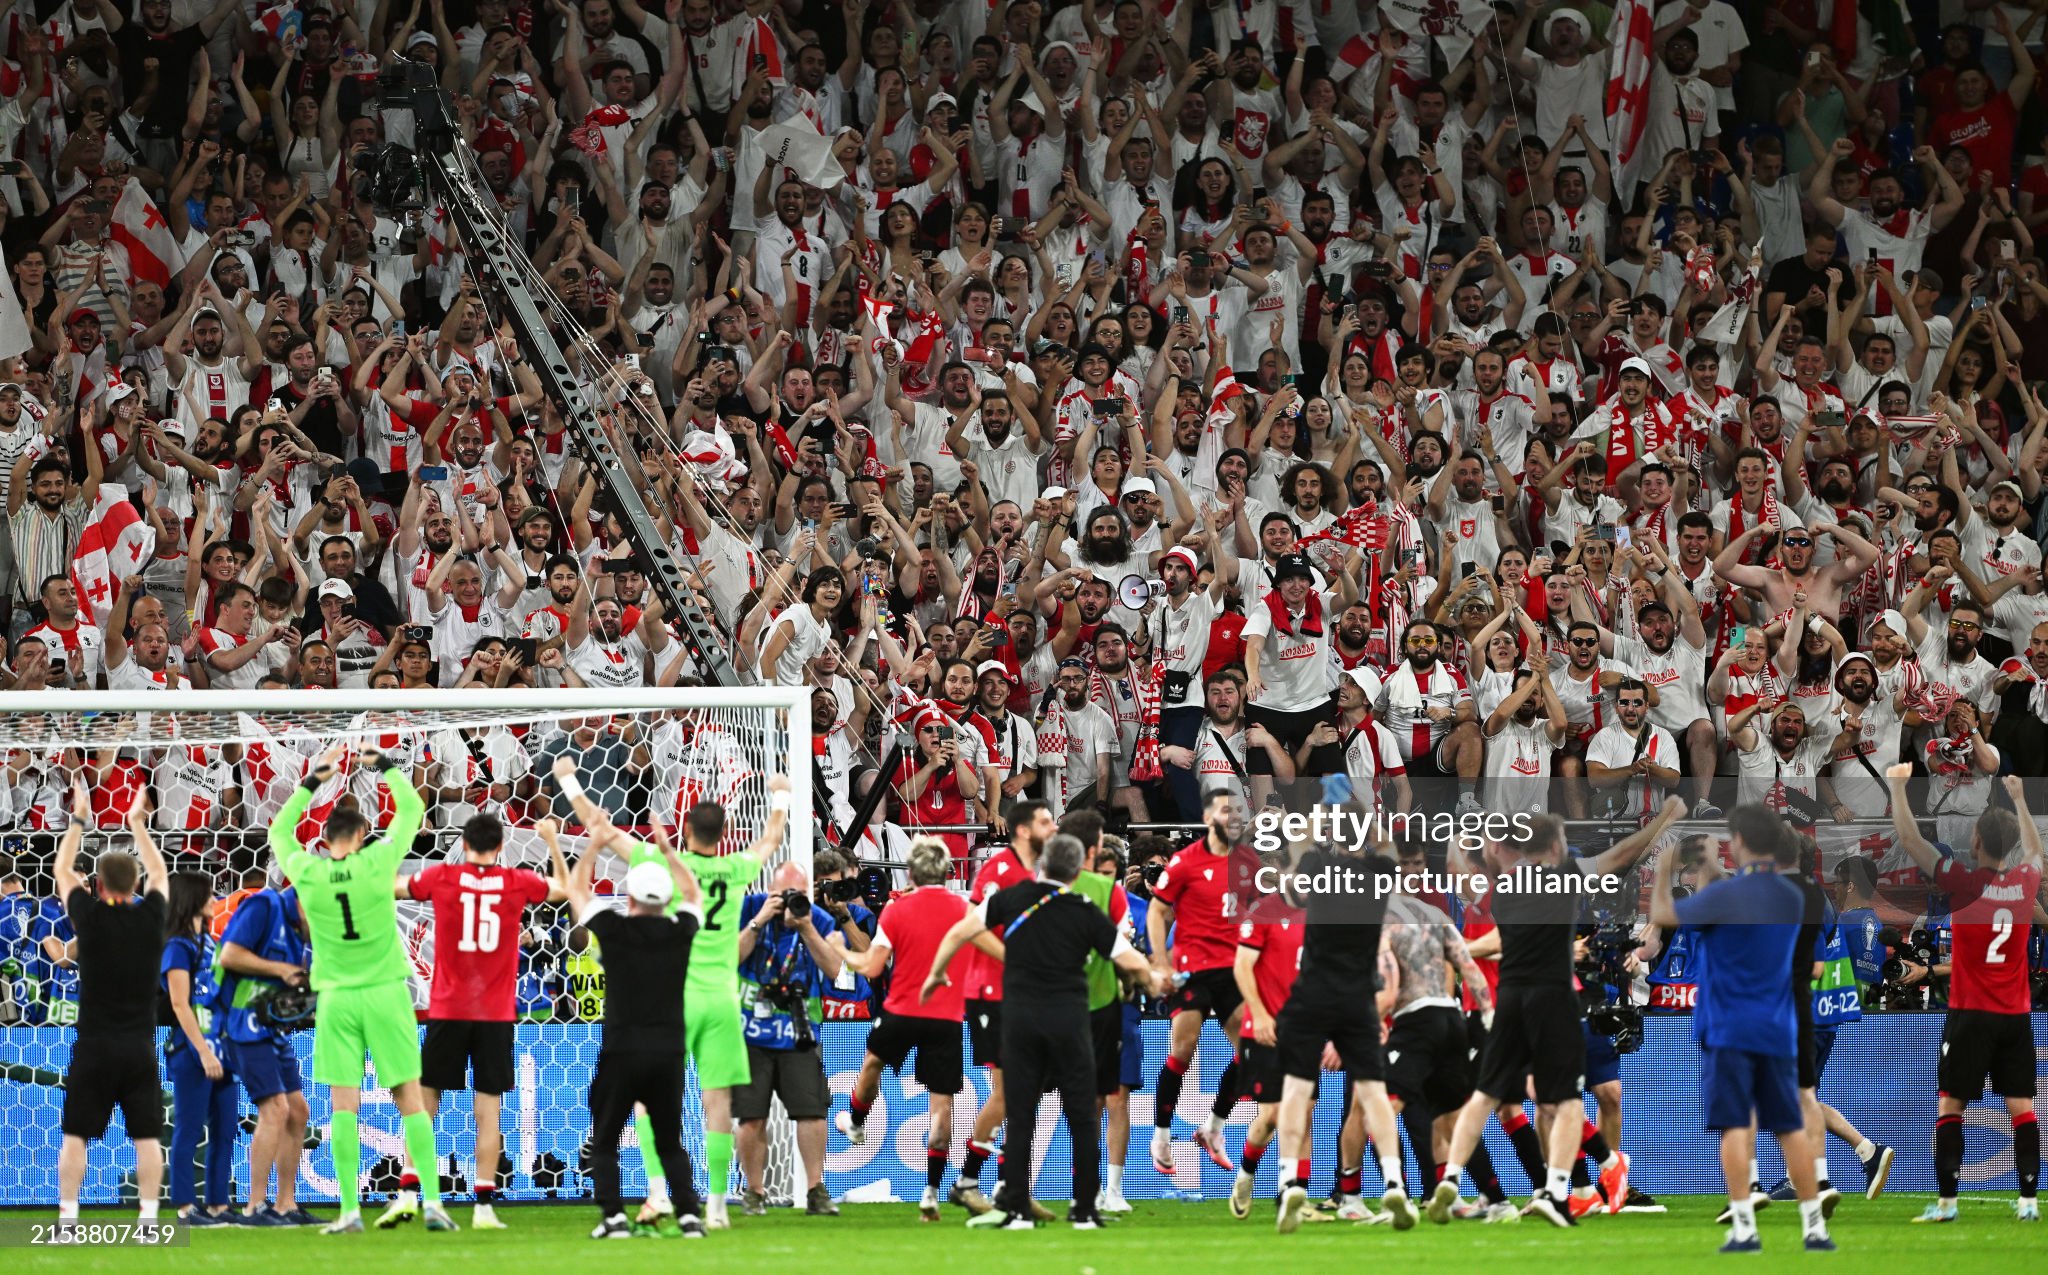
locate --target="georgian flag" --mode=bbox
[1604,0,1655,194]
[0,244,33,362]
[109,177,184,288]
[735,15,784,87]
[70,481,154,626]
[252,1,304,52]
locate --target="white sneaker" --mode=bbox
[1098,1191,1132,1215]
[835,1109,867,1146]
[918,1188,940,1222]
[1149,1129,1176,1176]
[1229,1171,1256,1219]
[471,1202,507,1230]
[1333,1194,1374,1222]
[704,1198,730,1231]
[1275,1184,1309,1235]
[1380,1186,1417,1230]
[375,1190,418,1230]
[2017,1198,2040,1221]
[1482,1201,1522,1224]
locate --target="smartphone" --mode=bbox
[1970,295,1990,311]
[1282,373,1298,387]
[1362,260,1395,280]
[403,624,432,643]
[1170,304,1190,325]
[0,161,23,177]
[391,319,406,339]
[1999,239,2018,263]
[1596,524,1616,542]
[1813,409,1846,431]
[623,353,642,372]
[600,558,633,575]
[636,330,655,349]
[1187,250,1208,269]
[419,464,449,481]
[935,724,955,743]
[1491,492,1505,512]
[1460,562,1476,578]
[566,188,580,217]
[509,636,538,663]
[1866,247,1879,264]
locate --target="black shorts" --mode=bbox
[421,1019,516,1095]
[1089,1004,1124,1097]
[1384,1005,1476,1111]
[865,1012,964,1096]
[1938,1008,2038,1101]
[63,1037,163,1141]
[735,1043,832,1121]
[1245,704,1327,774]
[1237,1036,1286,1105]
[1276,990,1382,1083]
[1407,739,1454,780]
[967,999,1002,1069]
[1475,983,1587,1105]
[1169,966,1244,1024]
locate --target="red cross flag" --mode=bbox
[70,481,155,626]
[108,177,185,289]
[1604,0,1655,195]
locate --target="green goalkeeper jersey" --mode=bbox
[627,840,759,1000]
[270,769,427,991]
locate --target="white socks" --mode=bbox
[1854,1140,1876,1163]
[1546,1167,1571,1198]
[1814,1155,1831,1183]
[1799,1199,1828,1236]
[1378,1153,1405,1192]
[1106,1165,1123,1195]
[1728,1198,1758,1238]
[138,1200,158,1221]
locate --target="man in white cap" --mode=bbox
[1960,479,2042,586]
[554,811,708,1240]
[307,577,384,689]
[1571,356,1675,485]
[987,44,1065,224]
[1503,5,1612,162]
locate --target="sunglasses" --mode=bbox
[1950,620,1981,631]
[1780,536,1812,547]
[1569,637,1599,647]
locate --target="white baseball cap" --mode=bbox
[1121,476,1158,497]
[317,578,354,599]
[625,861,675,908]
[1617,356,1654,379]
[1345,665,1384,702]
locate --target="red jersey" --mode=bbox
[1931,96,2018,188]
[408,862,553,1021]
[1153,838,1261,973]
[963,847,1032,1001]
[1935,858,2041,1015]
[876,884,973,1021]
[1458,885,1499,1010]
[1236,899,1305,1038]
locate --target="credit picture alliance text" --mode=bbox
[1247,808,1623,900]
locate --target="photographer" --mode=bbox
[735,863,851,1217]
[216,862,316,1226]
[812,849,876,956]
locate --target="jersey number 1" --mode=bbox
[338,892,360,941]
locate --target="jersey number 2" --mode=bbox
[1985,908,2013,964]
[705,880,729,931]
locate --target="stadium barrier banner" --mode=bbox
[8,1014,2041,1204]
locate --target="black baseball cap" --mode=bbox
[1273,553,1314,583]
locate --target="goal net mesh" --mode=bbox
[0,691,812,1209]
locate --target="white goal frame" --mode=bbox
[0,683,815,1207]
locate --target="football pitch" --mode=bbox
[12,1196,2041,1273]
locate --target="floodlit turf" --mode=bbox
[14,1195,2041,1273]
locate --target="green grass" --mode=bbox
[13,1195,2041,1273]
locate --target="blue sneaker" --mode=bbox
[1766,1179,1796,1203]
[1861,1144,1894,1198]
[180,1210,231,1227]
[234,1208,290,1227]
[1719,1235,1762,1254]
[279,1208,324,1227]
[1804,1234,1837,1252]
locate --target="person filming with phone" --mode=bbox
[892,708,983,862]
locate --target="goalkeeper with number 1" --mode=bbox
[552,757,790,1231]
[270,743,450,1235]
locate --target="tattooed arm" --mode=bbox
[1376,933,1402,1018]
[1441,920,1493,1014]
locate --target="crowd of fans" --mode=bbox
[0,0,2040,887]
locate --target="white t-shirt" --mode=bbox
[1241,590,1340,712]
[761,605,830,686]
[1611,631,1709,733]
[1585,721,1679,821]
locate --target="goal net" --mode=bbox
[0,686,813,1209]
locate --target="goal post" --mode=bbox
[0,685,813,1208]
